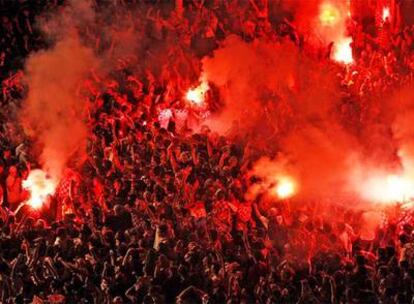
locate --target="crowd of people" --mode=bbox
[2,1,414,303]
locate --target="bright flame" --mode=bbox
[332,37,353,64]
[22,169,57,209]
[185,78,209,106]
[382,7,390,22]
[319,3,340,26]
[362,174,414,203]
[272,177,297,199]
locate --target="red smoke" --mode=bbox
[198,31,414,205]
[22,36,95,180]
[200,35,362,199]
[21,0,98,181]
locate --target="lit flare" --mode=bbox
[362,174,414,203]
[22,169,57,209]
[332,37,353,64]
[185,78,209,106]
[382,7,390,22]
[272,176,297,199]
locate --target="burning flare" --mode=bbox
[185,77,209,106]
[362,174,414,203]
[332,37,353,64]
[317,2,354,65]
[275,178,296,199]
[271,176,297,199]
[22,169,57,209]
[382,7,390,22]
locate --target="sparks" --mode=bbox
[22,169,57,209]
[332,37,353,64]
[185,78,209,106]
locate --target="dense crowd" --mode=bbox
[2,1,414,303]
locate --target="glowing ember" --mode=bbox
[362,174,414,203]
[382,7,390,22]
[273,177,296,199]
[332,37,353,64]
[22,169,57,209]
[185,78,209,106]
[319,3,340,26]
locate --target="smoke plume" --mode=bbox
[202,35,361,199]
[22,1,97,180]
[21,0,191,182]
[23,36,95,180]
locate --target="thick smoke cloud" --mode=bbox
[346,86,414,203]
[201,34,414,203]
[18,0,414,204]
[391,85,414,178]
[202,35,361,199]
[22,0,97,180]
[22,37,95,180]
[20,0,190,181]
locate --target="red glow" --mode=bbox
[319,3,340,26]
